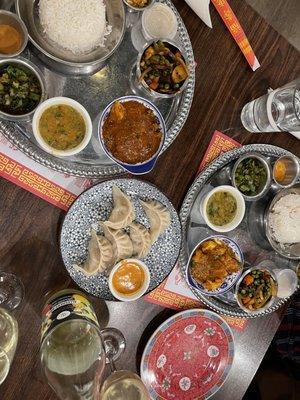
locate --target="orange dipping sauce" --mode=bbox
[112,261,145,296]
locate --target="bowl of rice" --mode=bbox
[16,0,125,75]
[266,184,300,259]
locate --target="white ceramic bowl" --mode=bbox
[32,97,92,157]
[201,185,246,232]
[108,258,150,302]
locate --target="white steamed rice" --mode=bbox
[39,0,112,54]
[269,193,300,244]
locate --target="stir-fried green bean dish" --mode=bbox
[237,269,277,311]
[234,158,267,196]
[139,41,189,95]
[0,64,42,115]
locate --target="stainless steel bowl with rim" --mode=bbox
[272,155,300,188]
[0,10,28,58]
[266,183,300,260]
[0,57,46,122]
[235,266,278,314]
[136,39,190,99]
[123,0,154,12]
[16,0,126,75]
[231,152,272,201]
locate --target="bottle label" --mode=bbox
[41,291,99,342]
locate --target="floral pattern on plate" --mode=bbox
[141,309,234,399]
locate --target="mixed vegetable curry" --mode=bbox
[191,239,241,291]
[139,41,189,95]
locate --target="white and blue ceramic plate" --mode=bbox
[186,235,244,297]
[60,178,181,300]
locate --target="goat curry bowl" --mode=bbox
[98,95,165,174]
[186,235,244,296]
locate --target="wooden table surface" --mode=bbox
[1,0,300,399]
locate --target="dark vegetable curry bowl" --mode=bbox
[231,152,272,201]
[98,95,166,174]
[0,57,46,121]
[136,40,189,98]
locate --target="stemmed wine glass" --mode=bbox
[100,328,150,400]
[0,271,23,385]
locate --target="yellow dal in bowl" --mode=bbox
[39,104,86,150]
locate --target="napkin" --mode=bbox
[184,0,212,28]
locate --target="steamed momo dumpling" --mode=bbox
[140,200,171,244]
[105,186,135,230]
[129,222,152,258]
[74,229,114,276]
[100,222,133,261]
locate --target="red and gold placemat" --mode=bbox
[0,134,93,210]
[145,130,247,331]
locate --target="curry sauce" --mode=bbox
[112,261,145,295]
[39,104,86,150]
[102,101,162,164]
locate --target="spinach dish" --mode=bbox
[0,64,42,116]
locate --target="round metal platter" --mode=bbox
[0,0,195,178]
[60,178,182,300]
[179,144,300,318]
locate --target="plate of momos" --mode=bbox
[60,178,182,300]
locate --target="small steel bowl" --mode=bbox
[235,266,278,314]
[0,10,28,58]
[266,184,300,260]
[231,152,272,201]
[136,39,190,99]
[98,95,166,174]
[16,0,126,75]
[0,57,46,122]
[186,235,244,297]
[273,155,300,188]
[123,0,154,12]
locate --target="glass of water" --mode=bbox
[241,78,300,133]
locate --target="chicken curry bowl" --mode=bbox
[187,236,244,296]
[99,96,165,174]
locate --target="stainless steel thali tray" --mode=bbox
[179,144,300,318]
[0,0,195,178]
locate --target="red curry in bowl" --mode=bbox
[102,99,163,164]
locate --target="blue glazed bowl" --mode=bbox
[98,95,166,175]
[186,235,244,297]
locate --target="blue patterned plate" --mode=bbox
[60,178,181,300]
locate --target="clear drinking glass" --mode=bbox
[100,370,150,400]
[0,308,19,385]
[100,328,149,400]
[241,78,300,133]
[0,272,25,310]
[0,272,22,385]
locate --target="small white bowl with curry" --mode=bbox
[201,185,246,233]
[32,97,92,157]
[108,258,150,302]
